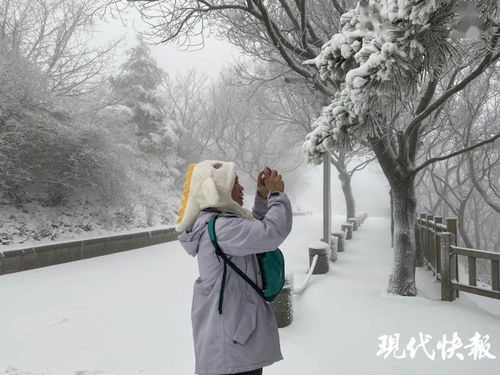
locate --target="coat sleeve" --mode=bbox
[214,192,293,256]
[252,192,269,220]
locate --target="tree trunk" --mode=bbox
[390,188,394,248]
[387,177,418,296]
[339,171,355,222]
[368,134,418,296]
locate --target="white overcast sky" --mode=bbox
[95,6,242,79]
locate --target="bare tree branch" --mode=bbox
[411,132,500,176]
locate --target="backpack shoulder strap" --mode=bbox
[207,215,266,313]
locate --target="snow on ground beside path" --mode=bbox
[1,215,499,375]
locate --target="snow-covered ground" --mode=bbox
[1,214,499,375]
[0,200,175,249]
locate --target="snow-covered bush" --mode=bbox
[0,41,130,207]
[0,107,129,206]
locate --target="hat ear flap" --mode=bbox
[201,177,219,206]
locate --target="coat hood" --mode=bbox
[178,208,225,257]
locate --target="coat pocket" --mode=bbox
[232,300,258,346]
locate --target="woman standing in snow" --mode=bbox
[176,160,293,375]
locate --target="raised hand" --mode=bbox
[264,169,284,194]
[257,167,272,198]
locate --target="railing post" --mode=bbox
[309,241,329,274]
[440,232,456,301]
[468,256,477,286]
[331,231,345,253]
[348,218,358,231]
[425,215,436,275]
[341,223,353,240]
[446,218,459,298]
[420,213,428,268]
[427,215,435,275]
[269,273,294,328]
[492,261,500,292]
[329,235,338,262]
[434,216,443,279]
[415,213,423,267]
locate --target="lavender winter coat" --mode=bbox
[178,191,293,375]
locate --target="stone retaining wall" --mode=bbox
[1,210,312,276]
[0,227,178,276]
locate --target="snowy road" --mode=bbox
[1,215,499,375]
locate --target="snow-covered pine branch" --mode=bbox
[302,0,460,163]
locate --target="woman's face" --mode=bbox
[231,175,244,206]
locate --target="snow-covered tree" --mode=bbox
[229,58,376,221]
[0,0,120,98]
[303,0,500,295]
[162,68,212,187]
[417,67,500,252]
[110,35,182,177]
[203,66,306,183]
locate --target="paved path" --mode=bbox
[1,215,499,375]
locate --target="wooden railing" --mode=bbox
[440,233,500,301]
[416,212,500,301]
[415,213,458,283]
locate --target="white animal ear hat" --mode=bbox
[175,160,255,233]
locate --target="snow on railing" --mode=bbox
[293,254,318,294]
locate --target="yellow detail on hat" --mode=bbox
[176,163,196,224]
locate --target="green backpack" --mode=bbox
[207,214,285,315]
